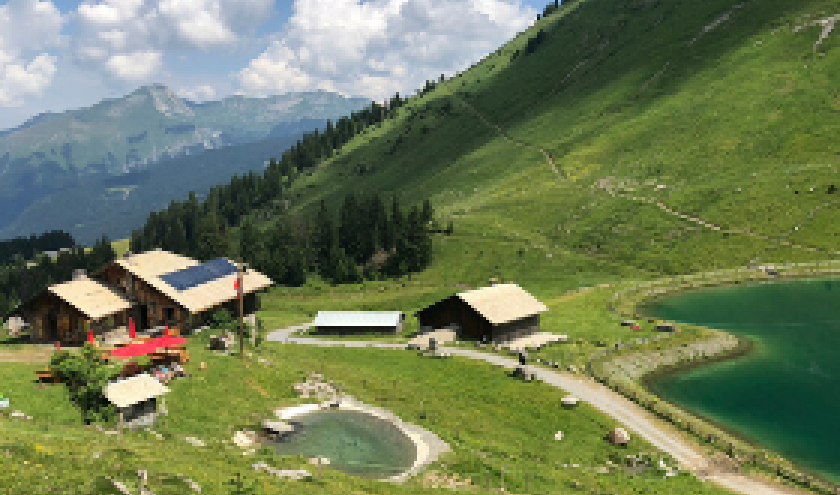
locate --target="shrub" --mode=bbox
[49,343,120,424]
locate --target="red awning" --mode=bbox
[110,341,155,358]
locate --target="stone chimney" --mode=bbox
[73,269,87,281]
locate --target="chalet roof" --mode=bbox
[48,275,133,320]
[114,249,273,313]
[103,373,170,409]
[312,311,403,327]
[455,284,548,325]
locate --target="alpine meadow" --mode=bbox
[3,0,840,495]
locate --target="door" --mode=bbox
[138,305,149,331]
[47,310,59,342]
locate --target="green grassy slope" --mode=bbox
[268,0,840,282]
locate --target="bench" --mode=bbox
[36,369,59,383]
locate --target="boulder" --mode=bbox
[262,421,294,435]
[233,429,260,448]
[607,428,630,446]
[561,396,580,407]
[184,436,206,447]
[308,456,331,465]
[554,431,563,441]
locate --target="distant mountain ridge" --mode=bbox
[0,85,371,239]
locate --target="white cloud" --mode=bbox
[71,0,274,80]
[0,0,66,106]
[106,51,162,80]
[178,84,216,101]
[235,0,536,100]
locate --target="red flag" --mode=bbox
[164,326,169,337]
[87,329,94,344]
[235,275,242,298]
[55,340,61,351]
[129,317,135,339]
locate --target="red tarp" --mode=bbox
[110,341,155,358]
[148,336,187,348]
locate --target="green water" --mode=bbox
[268,410,417,478]
[642,277,840,482]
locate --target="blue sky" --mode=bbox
[0,0,547,131]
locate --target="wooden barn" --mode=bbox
[414,284,548,343]
[10,270,132,344]
[310,311,404,334]
[94,249,273,335]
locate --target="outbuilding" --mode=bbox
[310,311,404,334]
[414,283,548,343]
[103,373,170,430]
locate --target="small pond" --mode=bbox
[641,276,840,483]
[267,410,417,479]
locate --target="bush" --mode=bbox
[50,343,121,424]
[211,309,234,330]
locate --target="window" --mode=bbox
[165,307,176,322]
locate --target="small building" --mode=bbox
[311,311,404,334]
[10,270,132,344]
[414,284,548,343]
[103,373,170,429]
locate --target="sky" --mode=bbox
[0,0,546,131]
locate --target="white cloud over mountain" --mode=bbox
[235,0,536,100]
[0,0,66,106]
[71,0,275,80]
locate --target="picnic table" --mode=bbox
[36,369,59,383]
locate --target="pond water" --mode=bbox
[641,277,840,482]
[267,410,417,479]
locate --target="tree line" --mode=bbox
[0,230,75,264]
[130,191,437,286]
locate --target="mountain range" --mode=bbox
[0,85,370,243]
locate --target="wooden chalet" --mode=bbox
[10,270,132,344]
[94,249,273,335]
[414,283,548,344]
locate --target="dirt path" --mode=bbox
[264,324,814,495]
[0,350,52,364]
[452,95,565,179]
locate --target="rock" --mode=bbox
[10,410,26,418]
[595,466,609,474]
[308,456,331,465]
[180,477,201,493]
[554,431,563,441]
[107,477,133,495]
[262,421,294,434]
[567,365,577,372]
[233,430,259,448]
[93,452,102,459]
[607,428,630,446]
[561,396,579,407]
[184,436,206,447]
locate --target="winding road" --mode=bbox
[266,325,812,495]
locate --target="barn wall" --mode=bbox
[22,292,93,344]
[99,264,184,331]
[493,314,540,343]
[416,297,490,340]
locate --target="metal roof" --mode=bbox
[312,311,403,327]
[456,284,548,325]
[103,373,170,409]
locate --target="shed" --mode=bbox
[311,311,404,334]
[103,373,170,430]
[414,284,548,343]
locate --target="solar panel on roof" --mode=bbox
[159,258,238,292]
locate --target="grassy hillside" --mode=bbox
[265,0,840,282]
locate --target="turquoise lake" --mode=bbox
[641,277,840,482]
